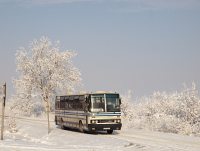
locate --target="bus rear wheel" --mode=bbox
[79,121,84,133]
[107,130,113,134]
[60,119,65,130]
[55,116,58,125]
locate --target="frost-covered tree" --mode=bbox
[13,36,81,133]
[121,90,134,118]
[121,83,200,136]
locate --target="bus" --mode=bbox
[55,92,122,134]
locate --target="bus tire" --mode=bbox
[107,130,113,134]
[79,121,84,133]
[55,116,58,125]
[60,119,65,130]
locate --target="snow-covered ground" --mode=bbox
[0,117,200,151]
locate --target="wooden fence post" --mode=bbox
[1,82,6,140]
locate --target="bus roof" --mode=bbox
[57,92,119,97]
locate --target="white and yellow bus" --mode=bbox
[55,92,122,134]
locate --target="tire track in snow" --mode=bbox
[108,132,200,151]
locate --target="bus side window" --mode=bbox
[83,102,88,112]
[56,101,60,109]
[65,101,68,109]
[72,101,76,109]
[68,102,72,110]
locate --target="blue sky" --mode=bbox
[0,0,200,97]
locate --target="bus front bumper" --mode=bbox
[88,123,122,131]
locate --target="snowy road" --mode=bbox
[0,118,200,151]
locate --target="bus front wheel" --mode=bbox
[79,121,84,133]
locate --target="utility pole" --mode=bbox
[1,82,6,140]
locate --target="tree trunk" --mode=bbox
[46,99,51,134]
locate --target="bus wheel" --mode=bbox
[107,130,113,134]
[60,119,65,130]
[79,121,84,133]
[55,116,58,125]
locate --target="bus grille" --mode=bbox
[98,120,114,123]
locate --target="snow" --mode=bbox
[1,117,200,151]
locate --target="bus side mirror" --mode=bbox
[119,98,122,104]
[85,97,88,103]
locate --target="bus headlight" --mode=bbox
[92,113,95,118]
[115,119,121,123]
[91,120,97,124]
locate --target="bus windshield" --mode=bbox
[106,94,120,112]
[91,95,105,112]
[91,94,120,112]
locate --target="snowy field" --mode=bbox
[0,117,200,151]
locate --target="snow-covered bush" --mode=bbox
[120,90,136,129]
[121,83,200,136]
[7,112,17,133]
[121,90,134,118]
[10,95,45,117]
